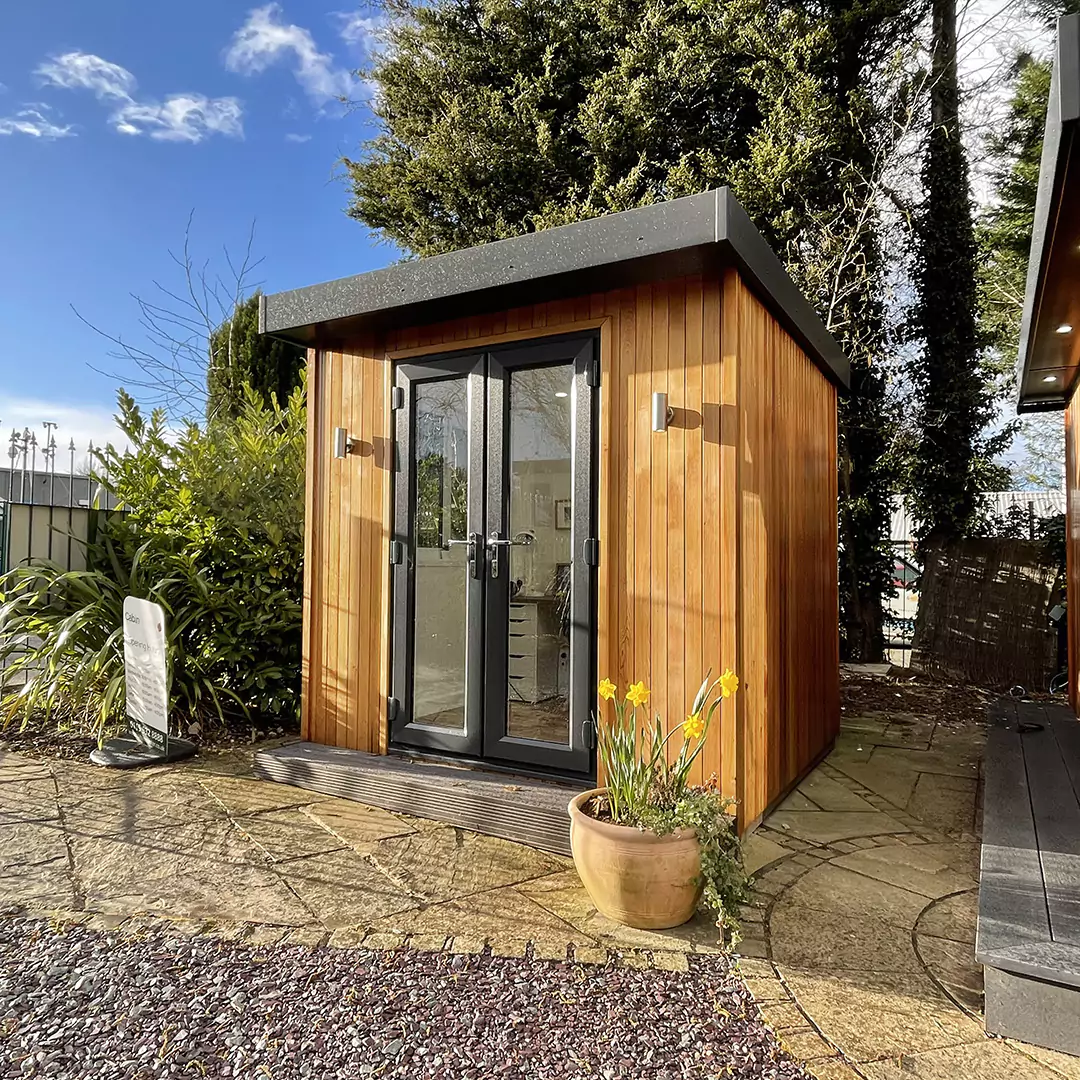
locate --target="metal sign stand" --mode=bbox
[91,597,197,770]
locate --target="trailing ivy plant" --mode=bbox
[0,379,306,738]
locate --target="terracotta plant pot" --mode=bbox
[567,788,703,929]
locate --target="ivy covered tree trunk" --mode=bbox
[910,0,1004,547]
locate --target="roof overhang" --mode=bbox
[261,187,850,390]
[1017,14,1080,413]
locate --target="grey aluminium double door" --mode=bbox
[389,334,598,776]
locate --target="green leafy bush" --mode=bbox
[0,381,305,737]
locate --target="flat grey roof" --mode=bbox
[261,188,850,389]
[1017,14,1080,413]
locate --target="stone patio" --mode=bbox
[741,702,1080,1080]
[3,692,1080,1080]
[0,745,721,971]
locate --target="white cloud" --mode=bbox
[115,95,243,142]
[284,131,311,143]
[35,51,242,143]
[0,107,72,139]
[335,10,383,51]
[225,4,357,104]
[37,51,136,101]
[0,400,130,464]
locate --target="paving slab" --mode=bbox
[231,807,351,863]
[795,773,877,812]
[744,833,792,875]
[869,746,981,780]
[859,1038,1063,1080]
[771,905,923,973]
[70,820,312,925]
[1008,1041,1080,1080]
[826,759,918,809]
[274,846,423,930]
[367,825,563,903]
[519,869,723,953]
[916,932,983,1013]
[300,799,416,848]
[0,774,59,825]
[198,774,322,815]
[765,810,909,845]
[367,883,594,948]
[777,863,930,928]
[831,843,978,899]
[0,820,74,909]
[907,772,978,835]
[915,889,978,945]
[781,968,984,1062]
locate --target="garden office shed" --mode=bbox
[255,188,848,845]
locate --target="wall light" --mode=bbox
[1043,375,1059,383]
[1056,323,1073,334]
[554,391,568,399]
[652,392,673,432]
[333,427,355,459]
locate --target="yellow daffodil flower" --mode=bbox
[625,681,650,708]
[683,712,705,739]
[719,669,740,698]
[597,678,617,701]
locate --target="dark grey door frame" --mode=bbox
[482,337,596,774]
[389,333,598,777]
[390,352,486,757]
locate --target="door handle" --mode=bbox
[488,532,532,578]
[445,533,484,579]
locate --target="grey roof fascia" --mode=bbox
[1016,13,1080,413]
[262,188,850,389]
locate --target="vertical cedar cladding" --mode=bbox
[301,271,840,828]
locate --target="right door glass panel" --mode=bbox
[505,363,574,745]
[411,377,469,730]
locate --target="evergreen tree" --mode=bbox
[346,0,920,659]
[207,292,306,420]
[909,0,1008,545]
[979,56,1050,358]
[978,56,1063,489]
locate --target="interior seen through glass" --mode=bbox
[411,376,469,730]
[505,363,573,746]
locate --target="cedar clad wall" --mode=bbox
[301,269,840,828]
[733,275,841,826]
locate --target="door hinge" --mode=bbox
[584,538,600,566]
[390,386,405,410]
[387,697,400,722]
[389,539,405,565]
[586,355,600,387]
[583,716,597,751]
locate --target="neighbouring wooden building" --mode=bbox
[257,188,847,836]
[982,12,1080,1057]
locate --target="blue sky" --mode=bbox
[0,1,389,454]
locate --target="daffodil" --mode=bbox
[598,678,617,701]
[719,669,740,698]
[683,712,705,739]
[625,681,650,708]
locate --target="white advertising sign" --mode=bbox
[123,597,169,751]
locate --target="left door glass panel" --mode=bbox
[411,377,469,730]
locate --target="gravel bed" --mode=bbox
[0,919,808,1080]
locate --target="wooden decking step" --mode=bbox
[253,741,588,857]
[978,697,1080,1054]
